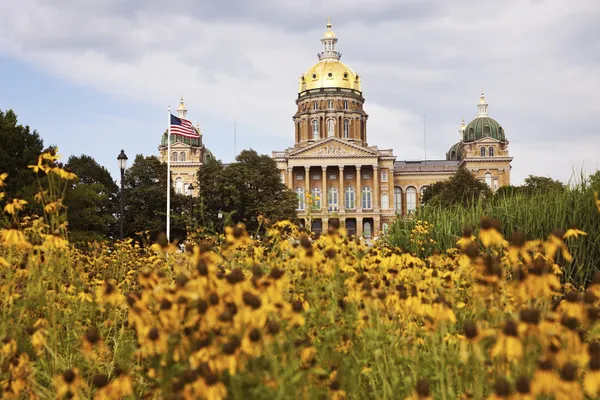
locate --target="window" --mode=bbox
[311,187,321,209]
[180,152,186,162]
[171,152,178,162]
[281,172,285,183]
[296,174,303,181]
[312,220,322,234]
[394,187,402,213]
[343,119,350,138]
[489,147,494,157]
[328,187,338,211]
[382,222,389,234]
[328,100,334,109]
[329,173,336,180]
[313,102,318,110]
[362,186,372,209]
[327,119,335,137]
[381,170,388,182]
[312,120,319,139]
[343,101,348,110]
[480,147,486,157]
[175,177,183,194]
[484,173,492,187]
[406,186,417,214]
[363,221,372,239]
[362,173,370,179]
[296,188,305,210]
[381,193,389,209]
[345,173,353,179]
[345,186,355,209]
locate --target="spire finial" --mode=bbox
[319,17,340,60]
[327,16,332,29]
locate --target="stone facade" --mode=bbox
[272,21,513,238]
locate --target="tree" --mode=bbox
[421,166,492,208]
[521,175,565,195]
[122,155,187,242]
[64,155,119,242]
[197,150,297,233]
[0,109,44,200]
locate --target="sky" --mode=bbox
[0,0,599,185]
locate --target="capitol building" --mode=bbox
[271,20,512,238]
[159,20,513,238]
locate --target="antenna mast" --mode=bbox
[424,114,427,161]
[234,118,237,159]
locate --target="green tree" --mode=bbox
[197,150,297,233]
[0,109,44,200]
[421,166,492,208]
[521,175,565,195]
[122,155,187,242]
[64,155,119,242]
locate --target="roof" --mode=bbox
[446,141,462,161]
[394,160,460,173]
[463,116,505,142]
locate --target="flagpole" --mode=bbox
[167,105,171,242]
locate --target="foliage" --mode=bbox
[122,154,188,242]
[2,158,600,398]
[64,155,119,241]
[197,149,297,234]
[388,175,600,286]
[0,109,44,201]
[522,174,565,195]
[421,166,492,207]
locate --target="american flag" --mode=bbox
[170,114,199,138]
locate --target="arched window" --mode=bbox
[469,128,474,140]
[394,187,402,213]
[328,100,334,109]
[345,186,355,209]
[312,220,322,234]
[382,222,389,234]
[180,152,186,161]
[327,119,335,137]
[362,186,372,209]
[343,119,350,138]
[488,147,494,157]
[480,147,486,157]
[363,221,372,239]
[312,120,319,139]
[484,125,490,135]
[328,187,338,211]
[406,186,417,214]
[343,101,348,110]
[296,188,305,210]
[381,193,389,209]
[175,177,183,194]
[171,152,178,162]
[296,122,301,142]
[313,102,318,111]
[311,187,321,209]
[484,173,492,187]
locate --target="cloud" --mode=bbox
[0,0,598,184]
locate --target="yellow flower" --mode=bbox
[0,172,7,187]
[564,227,586,239]
[0,228,30,248]
[4,198,27,215]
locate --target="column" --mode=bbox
[287,167,293,190]
[338,166,345,213]
[321,166,327,211]
[322,218,328,235]
[356,166,362,212]
[373,165,380,210]
[304,166,310,195]
[357,217,363,237]
[374,216,381,238]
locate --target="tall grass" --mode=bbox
[387,183,600,286]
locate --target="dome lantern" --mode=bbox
[318,17,341,61]
[477,89,488,117]
[462,91,506,142]
[177,96,187,119]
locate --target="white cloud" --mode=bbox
[0,0,598,184]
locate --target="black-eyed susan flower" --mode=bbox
[54,368,84,399]
[491,319,523,362]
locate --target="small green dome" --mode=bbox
[463,116,505,142]
[446,142,462,161]
[203,148,215,163]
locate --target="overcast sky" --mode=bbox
[1,0,599,185]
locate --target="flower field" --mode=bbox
[2,154,600,399]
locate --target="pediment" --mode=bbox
[288,138,378,158]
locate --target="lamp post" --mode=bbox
[187,183,194,229]
[217,209,223,234]
[117,150,128,240]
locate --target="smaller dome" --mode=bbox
[463,117,505,142]
[446,141,462,161]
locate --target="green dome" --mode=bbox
[463,116,505,142]
[446,142,462,161]
[203,148,215,163]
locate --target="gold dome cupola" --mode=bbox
[318,17,341,61]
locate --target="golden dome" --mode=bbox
[323,30,336,39]
[299,60,361,93]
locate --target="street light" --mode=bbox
[217,209,223,234]
[117,150,128,240]
[187,183,194,228]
